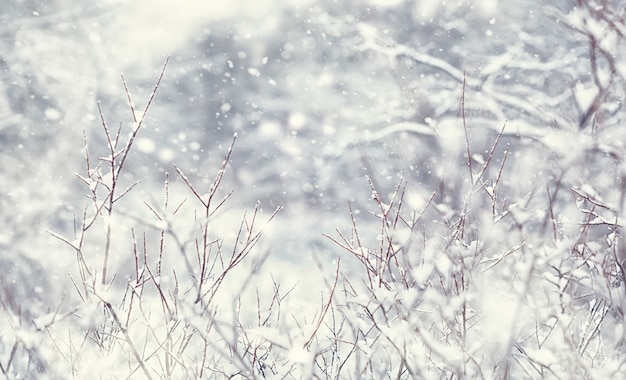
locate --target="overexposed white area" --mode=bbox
[101,0,314,70]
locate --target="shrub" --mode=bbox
[3,2,626,378]
[15,68,617,380]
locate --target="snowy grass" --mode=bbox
[4,10,626,376]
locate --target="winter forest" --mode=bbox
[2,0,626,378]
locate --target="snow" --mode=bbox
[136,137,156,154]
[258,121,283,138]
[366,0,403,8]
[4,0,626,378]
[44,107,62,121]
[247,67,261,77]
[475,0,499,17]
[524,347,558,367]
[414,1,440,21]
[288,112,307,130]
[480,288,519,356]
[574,82,598,111]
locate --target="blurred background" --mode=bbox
[2,0,625,316]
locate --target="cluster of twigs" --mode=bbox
[41,60,291,379]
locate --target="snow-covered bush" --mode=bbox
[3,0,626,379]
